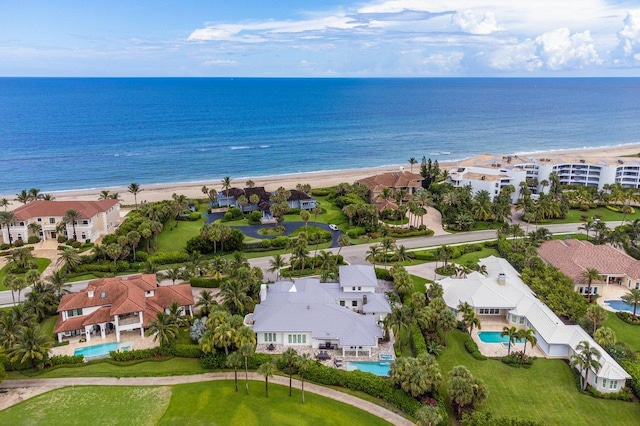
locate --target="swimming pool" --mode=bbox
[73,341,133,360]
[604,299,636,313]
[478,331,525,344]
[346,361,391,376]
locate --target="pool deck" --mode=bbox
[50,330,159,358]
[471,317,546,358]
[597,284,631,312]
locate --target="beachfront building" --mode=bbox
[453,154,640,195]
[355,171,424,212]
[439,256,630,393]
[446,165,526,203]
[538,239,640,296]
[54,274,194,344]
[1,199,120,244]
[216,186,317,214]
[244,265,390,356]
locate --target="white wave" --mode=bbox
[230,146,250,150]
[259,145,270,148]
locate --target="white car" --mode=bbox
[328,224,339,231]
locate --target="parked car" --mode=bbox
[328,224,339,231]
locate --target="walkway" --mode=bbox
[0,373,413,425]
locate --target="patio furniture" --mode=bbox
[267,343,275,351]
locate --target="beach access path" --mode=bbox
[0,373,413,425]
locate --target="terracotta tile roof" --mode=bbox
[11,199,118,221]
[151,285,195,308]
[110,284,146,315]
[356,171,423,193]
[373,197,399,212]
[81,306,113,326]
[538,239,640,284]
[54,314,86,333]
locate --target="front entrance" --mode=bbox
[51,231,57,239]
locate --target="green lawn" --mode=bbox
[7,357,207,379]
[0,382,391,426]
[547,206,640,224]
[455,248,499,266]
[0,257,52,291]
[155,217,205,253]
[603,311,640,351]
[160,381,390,425]
[410,274,431,295]
[438,331,640,425]
[39,316,57,339]
[0,386,171,426]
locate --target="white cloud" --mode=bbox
[422,52,465,72]
[489,28,602,71]
[615,9,640,63]
[452,10,503,35]
[202,59,238,67]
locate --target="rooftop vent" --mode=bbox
[497,273,506,285]
[101,292,106,298]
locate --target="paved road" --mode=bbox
[0,373,412,425]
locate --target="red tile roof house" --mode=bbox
[355,172,424,212]
[538,239,640,297]
[54,274,194,344]
[1,199,120,244]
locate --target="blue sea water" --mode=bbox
[1,78,639,193]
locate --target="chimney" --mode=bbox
[498,273,506,285]
[260,284,268,302]
[363,294,368,305]
[88,290,94,298]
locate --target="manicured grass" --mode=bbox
[547,206,640,224]
[455,248,499,266]
[0,381,390,426]
[0,386,170,426]
[551,233,588,240]
[0,257,52,291]
[39,316,57,339]
[438,331,640,425]
[159,381,391,425]
[603,311,640,351]
[410,274,431,295]
[155,217,205,253]
[7,357,207,379]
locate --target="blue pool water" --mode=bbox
[478,331,525,344]
[604,300,636,313]
[73,341,132,359]
[346,361,391,376]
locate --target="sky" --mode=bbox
[1,0,639,77]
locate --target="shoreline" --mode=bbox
[3,142,640,208]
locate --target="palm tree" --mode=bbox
[56,247,81,272]
[195,290,216,317]
[581,268,603,303]
[281,347,299,397]
[0,211,16,244]
[212,321,235,355]
[408,157,418,173]
[337,234,350,256]
[27,222,42,240]
[62,209,81,240]
[9,326,52,369]
[268,254,287,282]
[584,305,607,335]
[297,353,313,404]
[258,359,276,397]
[517,328,537,355]
[594,327,616,348]
[415,406,443,426]
[458,302,480,334]
[147,311,179,347]
[239,342,254,395]
[14,190,30,204]
[162,266,184,284]
[221,176,232,198]
[219,280,251,315]
[0,198,10,211]
[570,340,602,391]
[226,351,244,392]
[128,183,142,209]
[46,269,70,298]
[622,289,640,318]
[501,325,518,356]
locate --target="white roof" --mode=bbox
[339,265,378,288]
[439,256,630,381]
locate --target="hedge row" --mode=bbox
[200,351,277,370]
[464,336,487,361]
[109,344,202,361]
[147,251,191,265]
[500,352,534,369]
[189,277,223,288]
[303,363,422,417]
[411,325,427,355]
[49,355,85,366]
[616,311,640,326]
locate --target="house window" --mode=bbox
[352,301,358,307]
[37,218,42,222]
[478,308,500,315]
[519,317,525,324]
[264,333,276,342]
[287,334,306,344]
[82,220,89,225]
[352,287,356,291]
[357,286,361,291]
[595,376,598,385]
[17,234,22,240]
[339,300,345,306]
[49,218,55,224]
[19,222,24,226]
[602,379,607,389]
[81,233,86,240]
[68,308,83,317]
[610,381,617,390]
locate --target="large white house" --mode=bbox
[54,274,194,344]
[439,256,630,393]
[448,154,640,197]
[447,165,526,203]
[1,199,120,244]
[244,265,391,356]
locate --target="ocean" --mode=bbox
[1,78,639,193]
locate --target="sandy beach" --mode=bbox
[3,143,640,208]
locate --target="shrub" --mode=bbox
[462,412,542,426]
[57,236,68,243]
[135,251,148,262]
[185,236,216,254]
[303,363,422,416]
[27,236,41,244]
[587,387,632,401]
[147,251,190,265]
[171,344,203,358]
[109,347,170,361]
[411,325,427,355]
[49,355,84,366]
[501,351,534,368]
[189,277,222,288]
[270,236,291,248]
[375,268,392,281]
[201,352,227,369]
[311,188,331,196]
[287,208,301,215]
[414,251,436,261]
[464,336,487,361]
[69,240,82,248]
[248,211,262,223]
[247,352,276,369]
[13,239,24,247]
[346,227,366,238]
[616,311,640,325]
